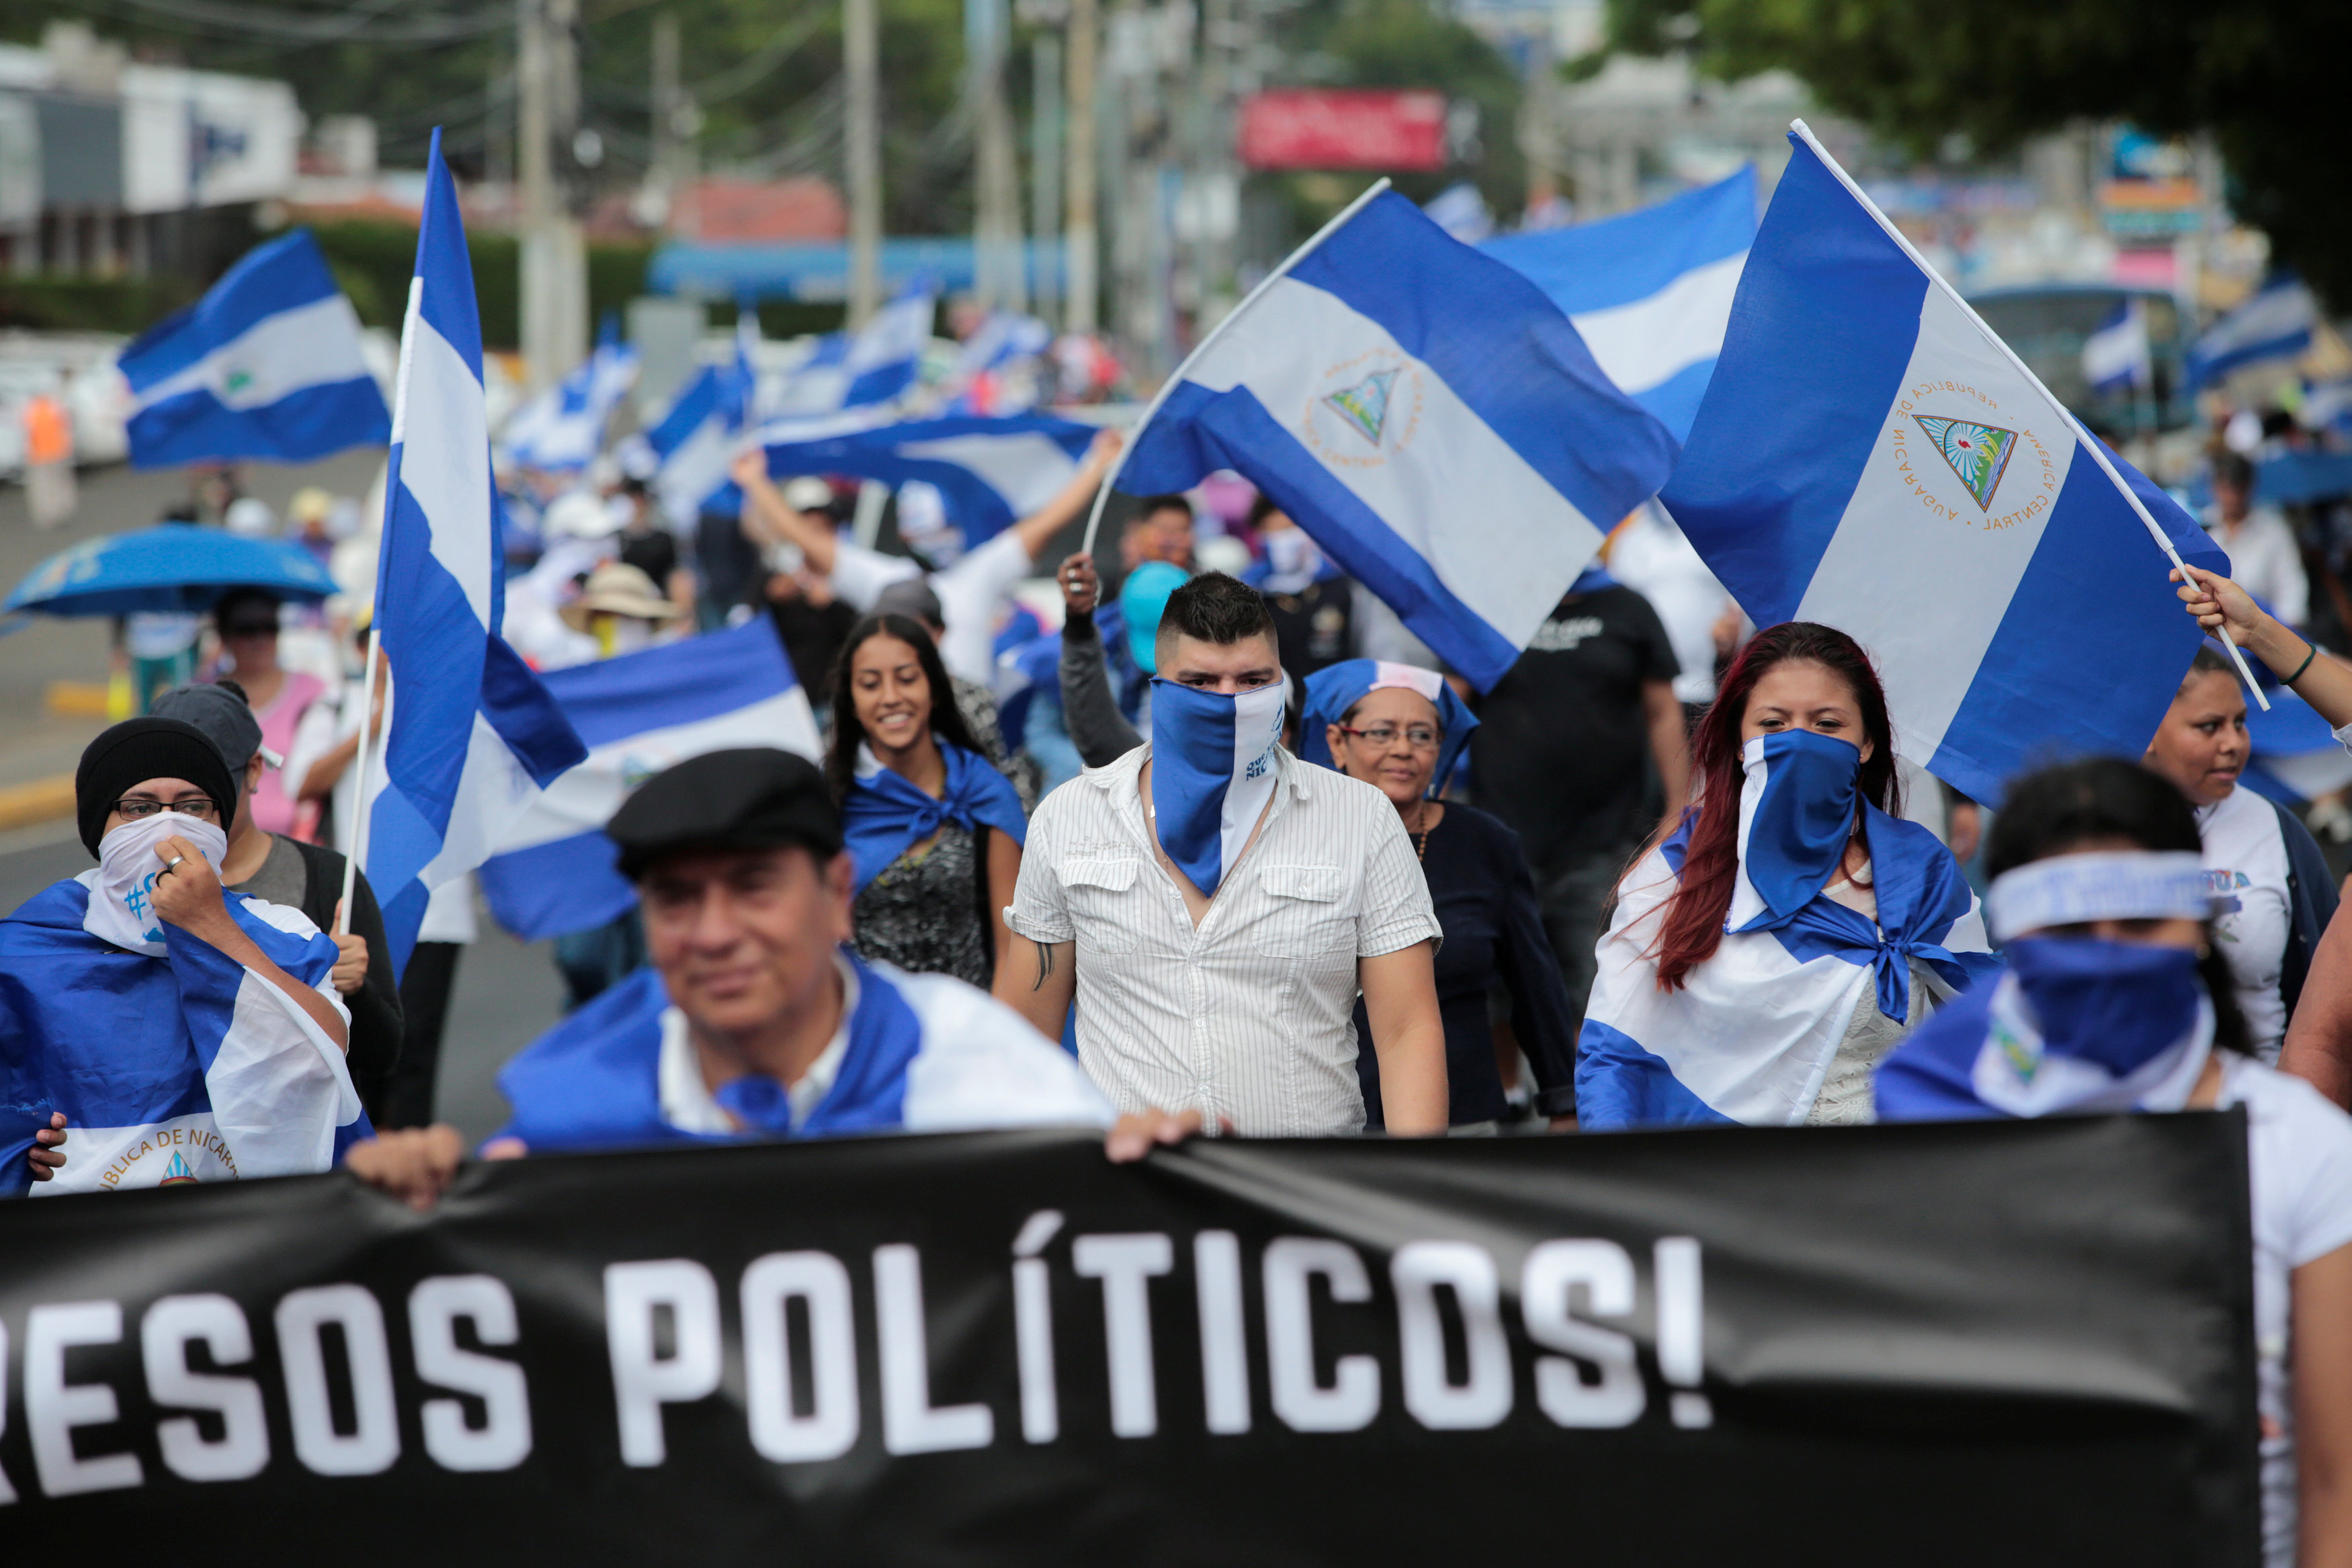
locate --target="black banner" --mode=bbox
[0,1115,2255,1565]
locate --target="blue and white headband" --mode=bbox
[1982,851,2214,946]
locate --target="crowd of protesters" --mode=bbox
[15,423,2352,1564]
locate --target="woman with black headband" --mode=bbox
[1877,757,2352,1568]
[0,717,361,1194]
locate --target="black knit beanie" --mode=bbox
[74,717,239,858]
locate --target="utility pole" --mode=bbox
[1028,25,1062,320]
[844,0,882,327]
[970,0,1026,311]
[1062,0,1097,333]
[650,12,680,201]
[518,0,588,392]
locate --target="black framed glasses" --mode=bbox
[1339,724,1440,751]
[111,797,218,822]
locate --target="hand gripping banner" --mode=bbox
[0,1117,2256,1565]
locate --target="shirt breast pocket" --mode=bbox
[1260,863,1351,965]
[1064,855,1142,955]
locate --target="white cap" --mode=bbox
[542,489,622,539]
[224,497,276,537]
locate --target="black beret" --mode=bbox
[75,717,240,858]
[607,748,842,881]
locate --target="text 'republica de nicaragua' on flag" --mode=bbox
[1480,165,1757,445]
[118,228,390,469]
[1116,186,1679,691]
[1660,122,2225,808]
[477,616,823,943]
[366,130,585,973]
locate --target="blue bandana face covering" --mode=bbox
[1148,677,1288,897]
[2003,937,2206,1080]
[1728,728,1863,930]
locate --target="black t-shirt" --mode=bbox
[1265,576,1355,681]
[620,528,680,588]
[1470,583,1679,872]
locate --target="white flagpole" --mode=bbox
[1078,177,1394,560]
[1788,119,2269,711]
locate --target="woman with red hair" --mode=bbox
[1576,623,2001,1129]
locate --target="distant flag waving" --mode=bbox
[1481,166,1756,443]
[360,130,586,972]
[639,320,757,525]
[118,228,390,468]
[771,288,936,417]
[756,411,1099,546]
[2082,297,2153,396]
[1111,184,1679,691]
[1661,122,2228,808]
[2189,275,2318,390]
[478,616,821,942]
[502,316,640,472]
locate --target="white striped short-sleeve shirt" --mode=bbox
[1007,744,1440,1135]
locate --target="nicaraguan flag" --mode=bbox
[1577,733,1999,1130]
[1117,188,1678,691]
[2189,275,2316,390]
[367,130,587,972]
[1482,166,1755,442]
[118,228,390,468]
[2082,298,2153,396]
[642,326,757,525]
[771,289,935,416]
[502,318,640,472]
[756,411,1097,546]
[477,617,822,942]
[1661,124,2226,808]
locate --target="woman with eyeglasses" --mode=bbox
[0,717,364,1194]
[1300,660,1579,1131]
[204,588,329,840]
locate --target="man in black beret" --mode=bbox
[349,748,1180,1207]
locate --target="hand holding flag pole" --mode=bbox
[1077,178,1394,560]
[1786,120,2268,713]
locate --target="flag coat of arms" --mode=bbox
[1116,187,1678,691]
[1661,124,2226,805]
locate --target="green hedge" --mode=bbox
[0,275,200,334]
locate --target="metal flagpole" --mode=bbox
[335,627,384,937]
[1077,177,1394,560]
[1788,119,2269,711]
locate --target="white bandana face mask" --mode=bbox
[83,811,230,956]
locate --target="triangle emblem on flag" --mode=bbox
[1912,415,2019,511]
[1325,368,1399,446]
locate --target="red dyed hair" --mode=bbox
[1646,622,1900,991]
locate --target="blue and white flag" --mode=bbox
[641,325,757,525]
[502,318,640,472]
[367,131,587,971]
[1117,187,1679,691]
[1576,733,1999,1130]
[477,617,821,942]
[1661,124,2226,808]
[118,228,390,468]
[2083,298,2153,396]
[771,289,935,417]
[0,878,361,1194]
[757,411,1097,546]
[1482,166,1755,442]
[2189,275,2316,390]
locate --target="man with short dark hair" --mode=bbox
[345,748,1118,1207]
[999,573,1449,1137]
[1121,494,1195,572]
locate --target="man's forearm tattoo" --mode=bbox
[1031,939,1056,990]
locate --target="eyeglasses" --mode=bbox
[1339,724,1439,751]
[111,797,219,822]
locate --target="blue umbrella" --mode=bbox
[5,525,339,619]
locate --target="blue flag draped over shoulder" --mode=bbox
[0,880,362,1195]
[841,742,1027,894]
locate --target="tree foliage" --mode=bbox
[1607,0,2352,308]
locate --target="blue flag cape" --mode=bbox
[841,742,1027,894]
[0,878,364,1194]
[494,956,929,1151]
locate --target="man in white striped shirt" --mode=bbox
[999,573,1448,1136]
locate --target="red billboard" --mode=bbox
[1237,89,1450,172]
